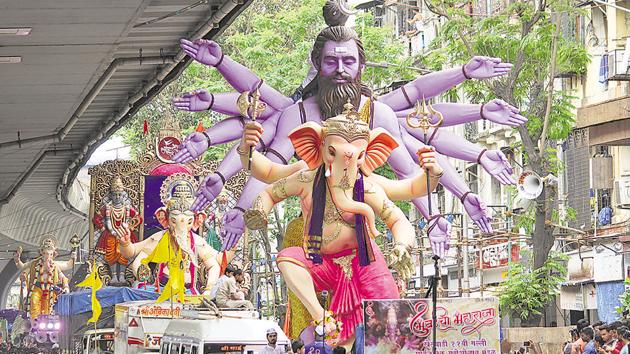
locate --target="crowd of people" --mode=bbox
[564,319,630,354]
[261,327,352,354]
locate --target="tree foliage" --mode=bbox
[616,278,630,318]
[498,250,568,321]
[423,0,589,268]
[423,0,589,321]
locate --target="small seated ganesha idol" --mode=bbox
[119,176,222,297]
[239,102,444,344]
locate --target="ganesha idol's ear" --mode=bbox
[360,128,400,176]
[193,212,208,232]
[288,122,324,169]
[154,207,169,229]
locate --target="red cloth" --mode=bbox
[220,251,228,276]
[277,242,399,342]
[93,205,140,264]
[611,340,624,354]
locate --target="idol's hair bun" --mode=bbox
[323,0,356,27]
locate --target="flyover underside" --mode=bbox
[0,0,253,306]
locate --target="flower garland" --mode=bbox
[312,310,344,346]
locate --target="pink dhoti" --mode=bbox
[277,243,399,342]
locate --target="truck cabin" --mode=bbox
[83,328,115,354]
[160,318,290,354]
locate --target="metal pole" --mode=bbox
[432,255,438,354]
[462,213,470,298]
[479,232,484,297]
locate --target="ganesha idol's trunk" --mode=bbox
[328,171,380,238]
[171,224,197,267]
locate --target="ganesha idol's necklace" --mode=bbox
[323,182,355,244]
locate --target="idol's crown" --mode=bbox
[167,183,195,212]
[40,234,57,252]
[323,100,370,142]
[110,176,125,193]
[166,195,194,212]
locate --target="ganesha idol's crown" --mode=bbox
[322,100,370,142]
[167,185,195,212]
[39,234,57,252]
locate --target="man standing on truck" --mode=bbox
[215,269,253,309]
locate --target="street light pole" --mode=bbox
[462,213,470,298]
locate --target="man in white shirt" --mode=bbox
[260,328,285,354]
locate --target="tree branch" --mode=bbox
[538,13,560,157]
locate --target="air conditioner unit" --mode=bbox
[615,177,630,209]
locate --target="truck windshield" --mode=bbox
[90,339,114,353]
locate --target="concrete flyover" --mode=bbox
[0,0,253,307]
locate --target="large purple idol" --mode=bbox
[172,7,526,257]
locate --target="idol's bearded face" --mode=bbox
[317,40,363,119]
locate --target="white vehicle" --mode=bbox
[160,318,290,354]
[113,299,260,354]
[114,300,186,354]
[83,328,115,354]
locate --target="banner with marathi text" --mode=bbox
[363,298,500,354]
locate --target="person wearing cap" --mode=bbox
[303,326,333,354]
[260,328,285,354]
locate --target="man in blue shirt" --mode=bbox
[581,327,596,354]
[304,326,333,354]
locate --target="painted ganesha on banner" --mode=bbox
[238,103,443,343]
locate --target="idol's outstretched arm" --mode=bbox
[398,128,493,234]
[403,123,516,185]
[180,39,293,111]
[395,99,526,128]
[172,92,278,164]
[379,56,513,111]
[189,113,283,212]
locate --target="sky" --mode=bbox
[86,135,131,166]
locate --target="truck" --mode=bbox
[113,300,185,353]
[110,299,261,354]
[82,328,115,354]
[160,318,290,354]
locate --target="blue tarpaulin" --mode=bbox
[54,287,159,316]
[596,281,625,323]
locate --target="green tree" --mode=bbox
[423,0,589,322]
[499,250,568,322]
[616,278,630,319]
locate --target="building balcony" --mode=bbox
[606,49,630,81]
[576,95,630,145]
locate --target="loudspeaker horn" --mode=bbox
[517,170,543,200]
[35,332,48,343]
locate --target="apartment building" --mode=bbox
[352,0,630,325]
